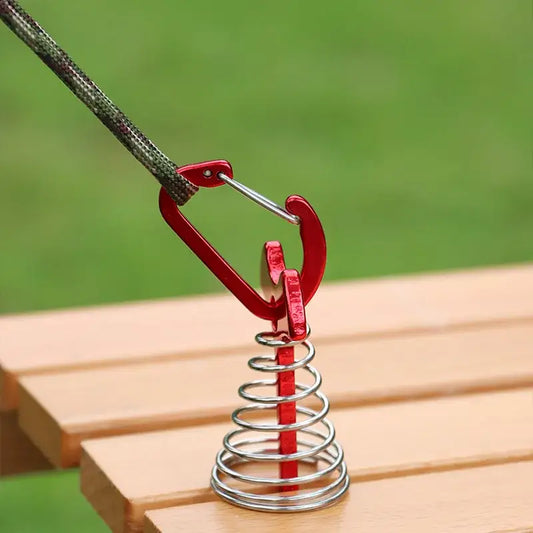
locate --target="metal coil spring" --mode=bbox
[210,325,350,512]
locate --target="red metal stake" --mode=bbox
[262,242,307,490]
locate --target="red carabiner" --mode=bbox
[159,160,326,322]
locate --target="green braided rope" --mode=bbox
[0,0,198,205]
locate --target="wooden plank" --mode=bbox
[145,461,533,533]
[0,293,252,412]
[147,461,533,533]
[80,390,533,533]
[0,411,51,476]
[19,322,533,468]
[2,263,532,411]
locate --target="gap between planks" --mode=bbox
[145,461,533,533]
[18,321,533,468]
[81,389,533,533]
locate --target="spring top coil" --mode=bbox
[210,324,350,512]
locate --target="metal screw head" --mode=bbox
[203,169,213,178]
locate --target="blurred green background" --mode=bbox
[0,0,531,531]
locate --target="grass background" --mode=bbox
[0,1,531,531]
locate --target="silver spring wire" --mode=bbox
[210,325,350,512]
[0,0,197,205]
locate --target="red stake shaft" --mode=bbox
[276,342,298,488]
[275,269,306,490]
[262,243,308,491]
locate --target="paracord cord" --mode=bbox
[0,0,198,205]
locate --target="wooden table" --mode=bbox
[1,264,532,532]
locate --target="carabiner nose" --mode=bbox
[158,161,326,322]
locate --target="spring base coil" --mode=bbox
[210,326,350,512]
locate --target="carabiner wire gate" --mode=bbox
[217,173,300,226]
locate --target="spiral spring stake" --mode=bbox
[210,243,350,511]
[160,163,350,511]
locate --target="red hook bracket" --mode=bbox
[159,160,327,322]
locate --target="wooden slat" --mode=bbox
[0,411,51,476]
[80,390,533,533]
[18,322,533,467]
[2,263,532,412]
[145,461,533,533]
